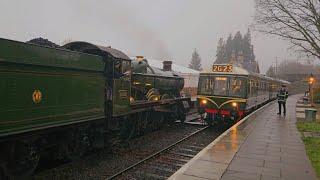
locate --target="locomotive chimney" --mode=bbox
[163,61,172,71]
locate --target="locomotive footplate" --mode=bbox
[131,97,191,110]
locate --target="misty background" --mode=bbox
[0,0,297,73]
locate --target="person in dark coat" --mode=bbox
[277,85,289,116]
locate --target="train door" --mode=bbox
[112,59,131,116]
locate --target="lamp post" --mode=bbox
[309,73,315,107]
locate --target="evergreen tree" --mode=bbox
[189,49,203,71]
[213,29,259,73]
[233,31,243,57]
[266,65,276,77]
[225,34,233,63]
[215,38,226,64]
[243,29,252,62]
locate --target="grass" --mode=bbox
[297,119,320,178]
[302,137,320,178]
[297,122,320,132]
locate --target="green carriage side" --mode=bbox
[0,38,106,137]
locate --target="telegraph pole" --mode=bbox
[274,57,278,79]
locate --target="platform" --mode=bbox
[169,95,317,180]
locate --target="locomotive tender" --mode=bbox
[0,38,190,178]
[197,64,290,125]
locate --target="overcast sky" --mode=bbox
[0,0,297,73]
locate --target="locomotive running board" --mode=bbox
[130,97,191,110]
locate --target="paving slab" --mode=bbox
[296,107,306,112]
[170,95,317,180]
[296,112,319,119]
[221,95,317,180]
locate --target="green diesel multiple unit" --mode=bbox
[0,38,190,178]
[197,64,290,125]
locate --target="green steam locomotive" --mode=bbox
[0,38,190,178]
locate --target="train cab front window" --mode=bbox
[213,77,228,96]
[199,77,214,95]
[199,76,246,98]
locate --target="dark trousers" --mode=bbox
[278,101,286,115]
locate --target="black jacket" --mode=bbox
[277,89,288,102]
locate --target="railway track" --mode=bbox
[107,125,222,180]
[33,118,220,180]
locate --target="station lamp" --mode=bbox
[309,74,315,85]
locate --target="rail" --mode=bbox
[106,125,209,179]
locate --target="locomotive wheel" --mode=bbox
[164,112,175,124]
[3,142,40,178]
[179,113,186,123]
[64,130,90,161]
[204,113,214,126]
[161,94,171,100]
[0,169,6,180]
[119,117,136,141]
[152,112,164,130]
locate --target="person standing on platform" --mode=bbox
[277,85,289,116]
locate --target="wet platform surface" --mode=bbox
[170,95,317,180]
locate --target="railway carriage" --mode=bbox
[197,64,290,125]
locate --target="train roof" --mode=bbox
[201,64,290,84]
[0,38,105,72]
[146,58,200,75]
[63,41,131,60]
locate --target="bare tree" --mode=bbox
[254,0,320,59]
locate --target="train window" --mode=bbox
[213,77,228,96]
[114,60,122,79]
[198,76,214,95]
[249,80,257,97]
[122,60,131,75]
[229,77,246,98]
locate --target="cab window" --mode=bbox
[199,76,246,98]
[114,60,122,79]
[122,60,131,75]
[198,76,214,95]
[213,77,228,96]
[229,77,246,97]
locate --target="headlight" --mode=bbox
[232,102,237,107]
[201,99,207,105]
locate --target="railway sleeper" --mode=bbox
[169,152,195,158]
[163,156,190,164]
[134,170,169,180]
[176,147,200,155]
[182,145,204,151]
[143,164,177,174]
[149,160,185,169]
